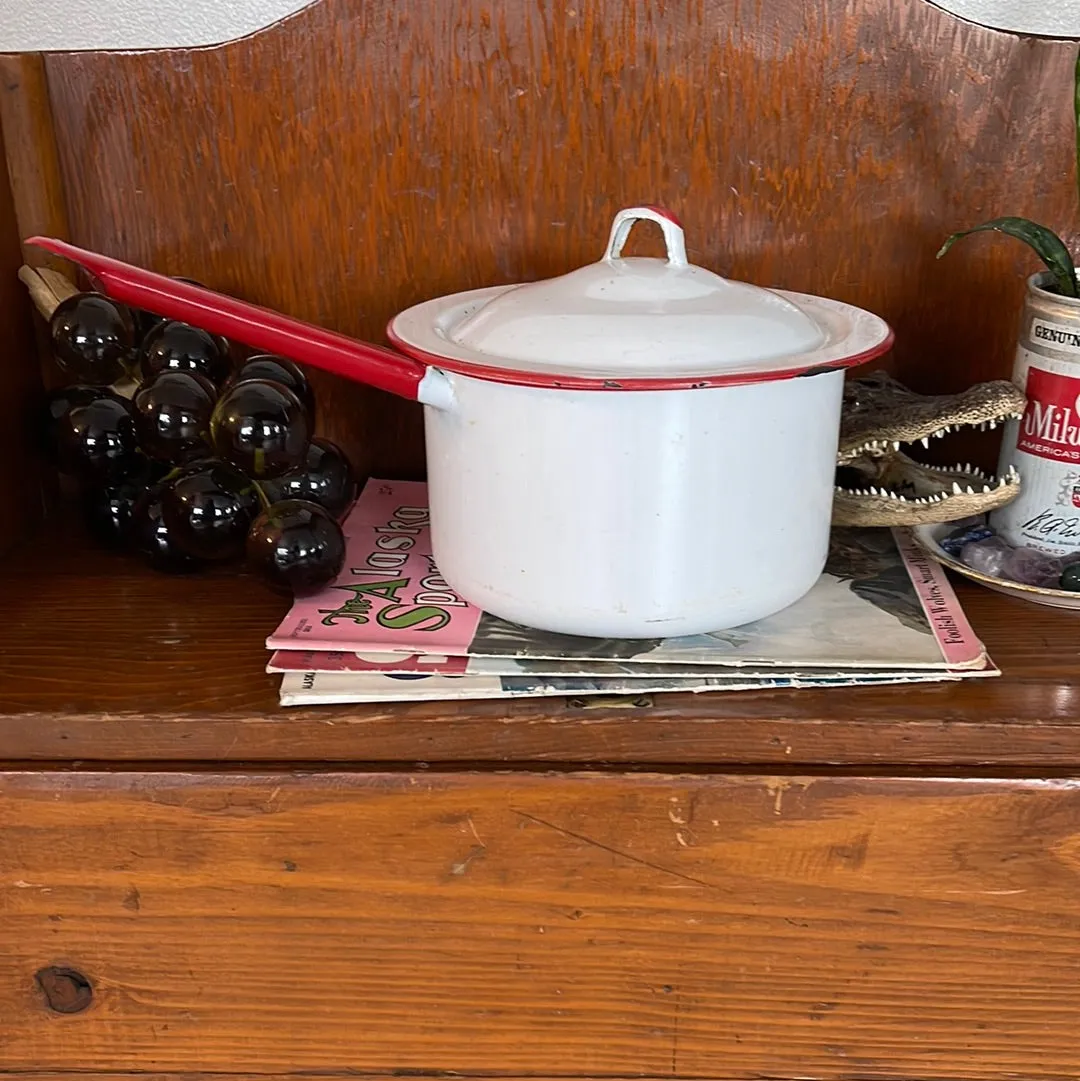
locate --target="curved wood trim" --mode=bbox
[0,53,70,263]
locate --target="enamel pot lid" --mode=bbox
[388,206,894,390]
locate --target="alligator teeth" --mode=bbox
[965,485,975,494]
[952,481,963,494]
[892,441,901,450]
[921,437,930,448]
[982,484,992,492]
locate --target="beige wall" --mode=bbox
[0,0,1074,57]
[932,0,1080,35]
[0,0,314,50]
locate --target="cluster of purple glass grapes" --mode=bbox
[42,286,355,592]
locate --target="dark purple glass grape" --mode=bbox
[170,281,233,362]
[160,458,259,561]
[260,438,357,518]
[138,320,230,385]
[134,308,166,344]
[132,370,217,463]
[232,354,315,414]
[50,292,135,383]
[82,455,167,548]
[84,481,141,548]
[246,499,346,592]
[209,378,310,479]
[40,384,110,465]
[133,277,214,342]
[55,392,138,480]
[130,484,205,573]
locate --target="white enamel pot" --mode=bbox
[32,207,893,637]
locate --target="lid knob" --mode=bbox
[603,206,688,269]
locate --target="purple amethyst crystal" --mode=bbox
[1002,546,1064,588]
[959,536,1012,578]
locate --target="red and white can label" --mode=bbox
[991,344,1080,555]
[1014,366,1080,463]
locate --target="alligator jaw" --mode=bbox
[832,454,1021,526]
[837,374,1027,463]
[833,372,1026,527]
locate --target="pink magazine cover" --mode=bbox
[268,650,473,675]
[891,528,986,669]
[267,480,992,671]
[266,650,995,679]
[267,479,484,655]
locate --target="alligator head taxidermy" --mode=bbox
[833,371,1026,527]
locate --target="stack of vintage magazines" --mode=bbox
[266,480,998,706]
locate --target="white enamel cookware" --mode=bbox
[31,206,893,637]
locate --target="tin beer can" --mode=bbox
[991,270,1080,556]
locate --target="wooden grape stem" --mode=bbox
[17,265,140,398]
[17,263,78,321]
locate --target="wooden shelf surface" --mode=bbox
[2,517,1079,767]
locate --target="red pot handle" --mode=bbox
[25,237,430,402]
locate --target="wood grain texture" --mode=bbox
[0,54,70,257]
[0,100,43,552]
[39,0,1080,477]
[2,515,1080,766]
[3,770,1080,1078]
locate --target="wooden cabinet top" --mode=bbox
[2,517,1078,767]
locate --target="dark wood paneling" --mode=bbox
[40,0,1078,476]
[1,516,1080,766]
[5,771,1080,1078]
[0,84,43,550]
[0,54,71,256]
